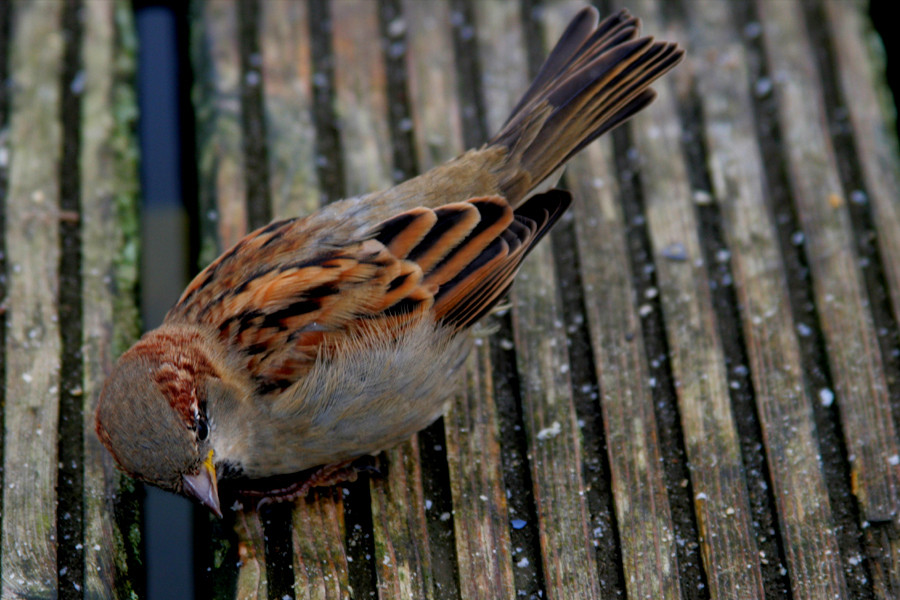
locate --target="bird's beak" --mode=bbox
[183,450,222,517]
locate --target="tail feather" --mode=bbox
[491,7,683,204]
[502,9,638,125]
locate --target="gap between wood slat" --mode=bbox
[234,3,296,598]
[0,0,10,589]
[239,0,271,230]
[57,0,86,597]
[379,0,417,185]
[308,0,346,206]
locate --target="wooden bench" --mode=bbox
[2,0,899,598]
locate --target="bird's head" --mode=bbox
[95,326,223,517]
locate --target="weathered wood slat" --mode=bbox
[687,1,849,597]
[194,0,247,262]
[758,0,899,524]
[260,0,320,217]
[444,345,517,599]
[403,0,464,173]
[860,514,900,600]
[623,0,765,597]
[370,440,437,599]
[234,508,268,599]
[81,0,142,597]
[474,3,604,598]
[1,1,64,596]
[291,488,351,600]
[509,210,602,600]
[333,0,392,196]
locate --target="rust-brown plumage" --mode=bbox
[166,193,569,397]
[96,7,683,515]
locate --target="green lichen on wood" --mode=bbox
[111,2,143,596]
[111,0,141,358]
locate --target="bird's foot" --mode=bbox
[234,456,380,510]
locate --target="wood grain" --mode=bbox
[444,345,517,600]
[823,0,900,335]
[825,1,900,595]
[260,0,320,217]
[234,508,268,599]
[370,441,436,599]
[332,0,391,197]
[825,1,900,428]
[403,0,464,173]
[291,488,352,600]
[1,1,64,595]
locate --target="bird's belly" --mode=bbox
[218,321,471,479]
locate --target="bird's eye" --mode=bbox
[196,417,210,442]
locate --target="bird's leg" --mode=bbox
[235,457,380,510]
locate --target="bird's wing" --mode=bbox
[169,190,570,397]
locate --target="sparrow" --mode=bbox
[96,7,683,516]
